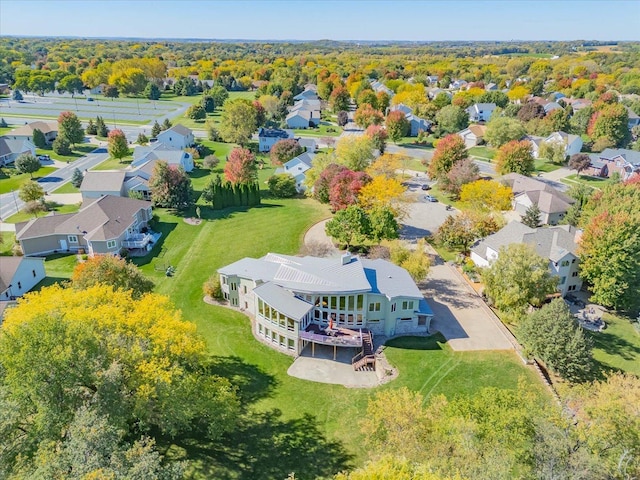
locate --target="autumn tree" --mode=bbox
[517,102,545,122]
[329,86,350,113]
[107,128,130,162]
[209,85,229,108]
[482,243,558,312]
[435,105,469,134]
[568,153,592,177]
[58,74,84,97]
[439,157,480,198]
[149,160,193,208]
[219,98,257,145]
[369,207,400,242]
[0,285,239,476]
[328,169,371,212]
[18,179,44,203]
[103,84,119,99]
[269,138,303,166]
[71,255,154,299]
[58,111,84,146]
[267,173,297,198]
[354,103,384,129]
[366,153,402,179]
[313,163,348,203]
[587,102,630,147]
[434,213,478,253]
[335,135,375,171]
[224,147,258,184]
[427,134,468,180]
[520,298,593,382]
[52,135,72,155]
[385,110,410,142]
[484,116,526,147]
[358,175,406,215]
[364,124,388,153]
[186,104,206,121]
[495,140,535,176]
[337,110,349,127]
[15,153,40,178]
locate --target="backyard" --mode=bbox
[0,165,57,194]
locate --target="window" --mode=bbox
[402,300,414,310]
[401,317,412,321]
[68,235,78,244]
[32,269,36,277]
[230,283,237,291]
[391,303,396,312]
[17,282,22,289]
[572,271,578,277]
[369,302,381,312]
[243,285,247,294]
[561,260,570,267]
[560,276,566,285]
[288,338,295,350]
[418,316,427,326]
[106,239,117,249]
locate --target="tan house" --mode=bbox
[7,121,58,145]
[457,125,487,147]
[16,195,154,257]
[0,136,36,166]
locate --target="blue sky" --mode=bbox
[1,1,638,41]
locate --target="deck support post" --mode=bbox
[333,345,336,360]
[312,342,315,357]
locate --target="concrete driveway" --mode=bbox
[423,260,514,351]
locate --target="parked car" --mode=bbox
[87,97,94,102]
[424,195,437,202]
[37,154,50,161]
[421,184,431,191]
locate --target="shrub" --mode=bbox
[267,173,297,198]
[52,136,72,156]
[202,154,220,170]
[203,275,223,300]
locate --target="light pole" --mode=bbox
[11,189,19,212]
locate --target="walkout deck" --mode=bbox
[122,232,155,249]
[299,324,364,348]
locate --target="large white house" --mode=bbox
[0,256,45,301]
[471,221,583,296]
[274,152,315,192]
[257,128,294,152]
[156,125,194,150]
[132,143,194,172]
[218,253,433,361]
[466,103,497,122]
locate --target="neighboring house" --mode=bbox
[218,252,433,358]
[389,103,413,115]
[544,131,583,157]
[470,221,583,296]
[258,128,294,152]
[466,103,497,122]
[523,135,545,158]
[485,83,498,91]
[543,101,563,114]
[16,195,154,257]
[450,79,468,90]
[0,137,36,166]
[156,125,194,149]
[7,121,58,145]
[427,88,452,100]
[0,256,46,301]
[88,84,105,95]
[293,86,319,102]
[296,137,317,153]
[370,79,394,97]
[626,106,640,130]
[586,148,640,180]
[132,143,194,172]
[457,125,487,147]
[500,173,575,225]
[80,171,127,202]
[286,99,321,129]
[274,152,315,192]
[406,113,432,136]
[564,98,592,112]
[426,75,439,85]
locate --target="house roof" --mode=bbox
[0,256,43,292]
[163,124,192,137]
[133,143,190,168]
[258,128,293,139]
[596,148,640,165]
[16,195,151,242]
[219,253,423,298]
[516,190,573,214]
[253,282,314,320]
[10,121,58,136]
[467,103,497,113]
[390,104,413,114]
[80,171,126,193]
[286,110,311,121]
[471,221,579,263]
[500,173,574,206]
[0,137,32,158]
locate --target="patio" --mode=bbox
[124,231,162,257]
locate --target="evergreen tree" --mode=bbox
[70,168,84,188]
[31,128,46,148]
[52,136,72,156]
[151,120,162,138]
[522,203,541,228]
[0,118,7,128]
[95,116,109,137]
[162,118,172,130]
[85,119,97,135]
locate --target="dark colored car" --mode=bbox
[421,184,431,191]
[37,154,50,161]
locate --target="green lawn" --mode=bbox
[169,91,256,129]
[589,312,640,376]
[36,144,97,163]
[534,159,562,173]
[51,181,80,194]
[33,253,78,290]
[468,146,496,160]
[0,125,18,136]
[0,232,16,256]
[561,174,609,189]
[293,123,342,137]
[5,202,81,224]
[91,156,133,170]
[0,166,58,194]
[397,135,436,149]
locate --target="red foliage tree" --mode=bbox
[365,125,388,153]
[328,169,371,212]
[224,147,257,185]
[252,100,266,127]
[354,104,384,129]
[313,163,348,203]
[427,134,468,180]
[269,139,303,166]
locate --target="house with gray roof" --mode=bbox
[133,142,194,172]
[0,136,36,166]
[218,252,433,358]
[274,152,315,192]
[470,221,583,296]
[389,104,431,136]
[466,103,497,122]
[156,124,194,149]
[7,121,58,145]
[500,173,575,225]
[286,98,321,129]
[626,106,640,130]
[370,79,394,97]
[0,256,45,301]
[80,171,127,202]
[586,148,640,180]
[293,85,319,102]
[16,195,153,257]
[258,127,295,152]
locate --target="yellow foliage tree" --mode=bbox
[358,175,406,215]
[507,85,530,102]
[459,180,512,211]
[366,153,404,178]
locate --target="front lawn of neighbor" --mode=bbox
[561,174,610,189]
[5,202,81,223]
[91,156,133,170]
[0,165,58,194]
[468,146,496,160]
[293,123,342,137]
[52,181,80,194]
[534,159,562,173]
[36,143,97,163]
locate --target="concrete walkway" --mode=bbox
[302,219,339,255]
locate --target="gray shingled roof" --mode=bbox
[258,128,293,139]
[80,171,126,193]
[166,124,192,137]
[0,137,32,157]
[500,173,574,206]
[0,257,25,292]
[10,121,57,136]
[253,282,314,320]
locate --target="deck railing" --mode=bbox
[299,330,363,347]
[122,233,153,249]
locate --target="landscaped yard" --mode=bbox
[589,312,640,376]
[91,156,133,170]
[293,123,341,137]
[561,173,610,189]
[5,202,81,223]
[0,232,16,256]
[0,165,58,194]
[534,158,562,173]
[51,181,80,194]
[36,143,97,163]
[468,146,496,160]
[170,91,256,130]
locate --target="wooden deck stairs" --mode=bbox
[352,331,375,371]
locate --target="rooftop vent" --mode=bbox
[341,252,352,265]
